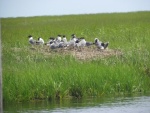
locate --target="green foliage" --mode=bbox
[2,11,150,102]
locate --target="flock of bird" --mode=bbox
[28,34,109,50]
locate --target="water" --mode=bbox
[4,94,150,113]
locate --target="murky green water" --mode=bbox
[4,94,150,113]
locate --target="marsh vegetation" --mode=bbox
[2,11,150,102]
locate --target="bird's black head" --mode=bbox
[80,37,85,39]
[28,35,32,38]
[50,41,53,44]
[71,34,76,38]
[95,38,98,43]
[63,35,66,37]
[49,37,55,40]
[71,34,75,36]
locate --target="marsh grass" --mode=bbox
[2,11,150,102]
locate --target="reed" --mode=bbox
[2,11,150,102]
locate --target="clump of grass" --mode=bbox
[2,11,150,102]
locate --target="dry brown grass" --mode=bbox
[11,46,122,61]
[72,48,122,60]
[38,46,122,60]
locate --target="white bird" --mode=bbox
[62,35,69,47]
[56,35,62,42]
[68,34,79,48]
[46,37,55,46]
[94,38,109,49]
[68,38,76,47]
[49,41,59,49]
[75,37,88,51]
[54,35,66,48]
[71,34,78,42]
[28,35,36,45]
[76,37,86,47]
[36,37,45,45]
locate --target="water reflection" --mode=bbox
[4,94,150,113]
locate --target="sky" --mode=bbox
[0,0,150,18]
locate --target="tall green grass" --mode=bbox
[2,11,150,102]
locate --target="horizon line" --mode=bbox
[1,10,150,19]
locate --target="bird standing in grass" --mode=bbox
[28,35,36,45]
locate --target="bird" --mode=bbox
[94,38,109,49]
[36,37,45,45]
[45,37,55,46]
[71,34,78,41]
[62,35,69,47]
[68,34,78,48]
[76,37,86,47]
[48,38,63,49]
[28,35,36,45]
[75,37,87,51]
[55,35,66,48]
[49,41,59,49]
[56,35,62,42]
